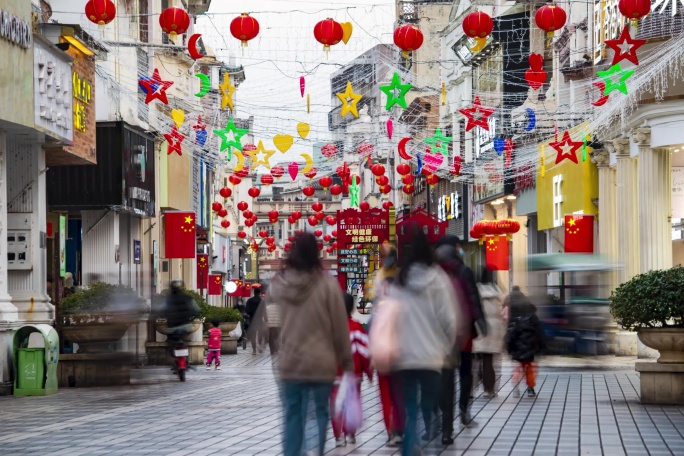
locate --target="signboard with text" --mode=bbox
[336,208,390,247]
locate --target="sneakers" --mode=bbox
[348,436,356,444]
[335,437,346,447]
[216,366,221,370]
[460,409,478,428]
[387,434,403,447]
[526,387,536,397]
[206,366,211,370]
[483,391,498,398]
[513,387,521,397]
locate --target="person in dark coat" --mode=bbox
[505,299,546,397]
[245,288,266,355]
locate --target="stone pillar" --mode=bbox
[614,138,640,284]
[591,148,618,290]
[633,128,673,273]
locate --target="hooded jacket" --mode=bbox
[269,268,352,382]
[473,283,505,354]
[387,264,459,372]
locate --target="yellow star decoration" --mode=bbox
[566,218,580,234]
[219,73,235,111]
[182,215,194,233]
[487,238,497,251]
[336,81,362,118]
[245,140,275,169]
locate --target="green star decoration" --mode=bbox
[349,175,360,208]
[379,72,412,111]
[213,118,248,160]
[424,128,453,157]
[597,63,634,96]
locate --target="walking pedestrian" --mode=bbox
[473,269,504,397]
[387,227,459,456]
[506,296,546,397]
[270,233,352,456]
[206,318,222,370]
[266,300,282,354]
[246,288,266,355]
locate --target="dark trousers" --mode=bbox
[440,367,455,436]
[478,353,495,393]
[399,369,441,456]
[459,351,473,412]
[268,327,280,354]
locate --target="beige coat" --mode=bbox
[472,284,505,354]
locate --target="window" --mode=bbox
[553,174,564,227]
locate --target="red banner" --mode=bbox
[336,208,390,247]
[164,211,196,258]
[485,235,509,271]
[208,274,222,295]
[564,214,594,253]
[196,254,209,290]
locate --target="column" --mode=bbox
[633,127,673,272]
[614,138,640,284]
[0,131,17,317]
[591,147,618,293]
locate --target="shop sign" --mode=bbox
[593,0,625,64]
[340,266,360,273]
[672,167,684,219]
[339,257,359,264]
[438,192,461,221]
[339,249,364,255]
[133,240,141,264]
[475,117,497,158]
[514,164,536,194]
[473,156,505,202]
[59,215,66,277]
[73,72,92,132]
[337,208,390,246]
[34,38,73,143]
[0,9,32,49]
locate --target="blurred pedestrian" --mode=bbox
[246,288,266,355]
[266,300,282,355]
[331,293,373,447]
[506,296,546,397]
[270,233,352,456]
[473,268,504,397]
[387,227,458,456]
[206,318,222,370]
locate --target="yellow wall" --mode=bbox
[537,124,598,230]
[159,141,191,210]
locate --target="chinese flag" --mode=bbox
[164,211,196,258]
[485,235,509,270]
[196,254,209,290]
[564,214,594,253]
[208,274,222,295]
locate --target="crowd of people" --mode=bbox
[243,229,545,456]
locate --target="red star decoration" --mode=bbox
[605,26,646,66]
[139,68,174,105]
[459,97,495,132]
[550,131,584,165]
[164,126,185,156]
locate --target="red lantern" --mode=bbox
[380,185,392,194]
[535,4,567,36]
[288,236,295,243]
[332,241,338,250]
[292,211,302,220]
[315,211,325,221]
[319,176,333,190]
[469,228,478,239]
[308,215,318,227]
[313,18,344,51]
[359,201,370,212]
[321,143,339,160]
[287,215,296,224]
[271,165,285,179]
[510,220,521,234]
[393,24,424,58]
[303,186,315,198]
[304,167,318,179]
[238,231,247,239]
[229,175,242,186]
[230,13,260,46]
[402,174,415,185]
[237,201,248,211]
[266,236,275,245]
[259,230,268,238]
[248,187,261,198]
[218,209,228,218]
[312,202,323,212]
[324,234,332,242]
[159,7,190,40]
[284,242,292,252]
[462,11,494,38]
[332,230,338,238]
[250,215,258,223]
[377,175,390,186]
[426,174,439,187]
[497,219,512,234]
[268,244,276,253]
[245,218,255,227]
[357,142,373,157]
[472,220,487,238]
[221,219,230,228]
[314,229,323,237]
[618,0,651,24]
[403,184,414,195]
[85,0,116,27]
[371,163,385,177]
[325,215,336,226]
[261,174,274,186]
[318,241,324,251]
[219,187,232,198]
[235,167,250,178]
[243,210,254,220]
[382,201,394,210]
[330,184,343,196]
[397,163,411,176]
[211,202,223,212]
[268,210,279,220]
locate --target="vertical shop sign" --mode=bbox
[59,215,66,277]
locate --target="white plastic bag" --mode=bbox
[342,377,363,434]
[334,372,352,418]
[228,322,242,338]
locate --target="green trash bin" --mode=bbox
[13,324,59,396]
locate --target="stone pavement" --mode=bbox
[1,352,684,455]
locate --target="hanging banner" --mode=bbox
[59,215,66,278]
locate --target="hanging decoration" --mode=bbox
[138,69,173,105]
[330,184,343,196]
[261,174,274,186]
[230,13,260,47]
[360,201,370,212]
[380,185,391,194]
[424,128,453,157]
[564,214,595,253]
[212,202,223,213]
[217,208,228,218]
[303,186,316,198]
[312,202,323,212]
[597,63,635,96]
[618,0,651,26]
[308,215,319,226]
[214,118,248,160]
[319,176,333,190]
[273,134,294,153]
[336,82,363,118]
[462,11,493,49]
[450,156,462,177]
[605,26,646,66]
[170,109,184,128]
[221,220,230,229]
[402,184,415,195]
[300,153,314,173]
[313,18,344,52]
[248,187,261,198]
[485,236,509,270]
[393,24,424,59]
[524,108,536,131]
[85,0,116,27]
[297,122,310,139]
[188,34,204,59]
[219,187,232,198]
[232,152,245,173]
[219,73,236,111]
[550,131,584,165]
[269,210,279,223]
[237,201,248,211]
[357,142,374,157]
[341,22,353,44]
[164,126,185,156]
[493,137,506,155]
[288,162,299,180]
[229,175,242,186]
[524,54,547,90]
[459,96,495,132]
[504,138,514,167]
[159,7,190,42]
[382,201,394,210]
[397,162,411,176]
[321,143,339,160]
[535,4,567,43]
[245,140,275,169]
[402,175,415,185]
[441,82,446,106]
[307,94,311,113]
[192,118,207,146]
[591,81,609,106]
[379,72,412,110]
[194,72,211,97]
[271,165,285,180]
[387,119,394,139]
[398,138,413,160]
[304,167,317,179]
[371,163,386,177]
[426,174,439,187]
[349,175,360,208]
[300,76,306,97]
[422,150,444,174]
[415,154,423,175]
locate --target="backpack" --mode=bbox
[368,296,401,374]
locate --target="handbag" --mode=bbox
[368,297,401,374]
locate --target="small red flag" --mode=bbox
[208,274,223,295]
[164,211,196,258]
[564,214,594,253]
[196,254,209,290]
[485,235,509,270]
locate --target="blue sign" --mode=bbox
[133,240,141,264]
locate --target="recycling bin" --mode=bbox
[13,324,59,396]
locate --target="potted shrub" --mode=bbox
[60,283,148,353]
[609,266,684,363]
[152,289,204,340]
[201,305,242,333]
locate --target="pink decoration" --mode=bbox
[387,119,393,139]
[288,161,299,180]
[300,76,305,97]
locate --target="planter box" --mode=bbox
[58,353,133,387]
[61,322,131,353]
[636,361,684,404]
[637,328,684,363]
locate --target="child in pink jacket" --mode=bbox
[206,319,222,370]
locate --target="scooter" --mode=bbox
[174,342,189,382]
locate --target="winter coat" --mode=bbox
[473,284,505,354]
[207,327,222,350]
[337,318,373,382]
[265,303,282,328]
[164,291,201,328]
[505,302,546,362]
[386,264,459,373]
[269,269,352,382]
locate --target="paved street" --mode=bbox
[1,353,684,455]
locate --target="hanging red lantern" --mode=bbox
[330,184,343,196]
[314,229,323,237]
[312,202,323,212]
[321,143,339,160]
[618,0,651,25]
[357,142,373,157]
[237,201,248,211]
[319,176,333,190]
[243,210,254,220]
[248,187,260,198]
[324,234,332,242]
[403,184,414,195]
[292,211,302,220]
[259,230,268,238]
[217,208,228,218]
[313,18,344,51]
[332,229,338,238]
[402,174,415,185]
[376,175,390,186]
[450,156,462,177]
[245,219,255,227]
[238,231,247,239]
[472,220,487,238]
[315,211,325,221]
[287,215,296,224]
[235,167,250,178]
[332,241,338,250]
[268,210,279,220]
[219,187,232,198]
[359,201,370,212]
[382,201,394,210]
[266,236,275,245]
[426,174,439,187]
[229,175,242,186]
[221,219,230,228]
[159,7,190,41]
[271,165,285,179]
[308,215,318,227]
[261,174,274,186]
[230,13,260,46]
[288,236,295,243]
[371,163,385,177]
[397,163,411,176]
[284,242,292,252]
[304,167,318,179]
[535,4,567,37]
[326,215,336,226]
[303,186,315,198]
[85,0,116,27]
[268,244,276,253]
[211,202,223,212]
[380,185,392,194]
[317,241,324,251]
[250,215,258,223]
[462,11,494,38]
[393,24,424,58]
[510,220,521,234]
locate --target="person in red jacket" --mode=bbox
[331,293,373,447]
[206,319,222,370]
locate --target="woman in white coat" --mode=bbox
[472,269,505,397]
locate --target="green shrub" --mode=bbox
[609,266,684,331]
[202,306,242,323]
[61,282,147,316]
